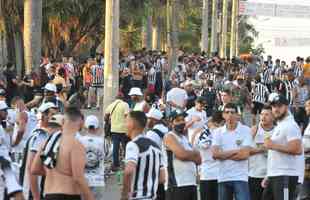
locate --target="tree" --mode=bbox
[24,0,42,74]
[103,0,120,110]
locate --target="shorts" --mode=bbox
[45,194,81,200]
[252,102,264,115]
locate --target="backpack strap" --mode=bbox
[152,128,165,139]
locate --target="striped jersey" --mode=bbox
[252,82,269,104]
[262,67,272,84]
[280,80,297,105]
[293,66,303,78]
[125,135,163,199]
[91,64,104,87]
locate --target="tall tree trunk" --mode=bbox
[210,0,218,55]
[201,0,209,54]
[103,0,119,111]
[152,16,162,50]
[220,0,228,59]
[167,0,179,77]
[14,31,23,76]
[141,15,152,50]
[24,0,42,74]
[230,0,238,59]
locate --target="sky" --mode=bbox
[247,0,310,62]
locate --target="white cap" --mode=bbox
[85,115,99,129]
[38,102,57,113]
[128,87,143,96]
[0,101,8,110]
[44,83,57,93]
[197,71,204,77]
[146,108,163,120]
[48,114,64,126]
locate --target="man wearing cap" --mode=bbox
[128,87,150,113]
[184,80,197,110]
[186,97,208,142]
[262,93,303,200]
[145,108,168,200]
[21,102,58,200]
[42,83,65,113]
[104,94,130,171]
[0,101,24,200]
[76,115,105,200]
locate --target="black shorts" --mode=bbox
[45,194,81,200]
[262,176,298,200]
[252,102,264,115]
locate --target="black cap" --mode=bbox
[268,93,289,105]
[169,110,187,120]
[0,89,6,96]
[196,96,207,104]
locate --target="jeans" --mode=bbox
[218,181,250,200]
[111,132,130,167]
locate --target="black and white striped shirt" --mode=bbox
[280,80,297,105]
[125,135,163,199]
[262,67,272,84]
[252,82,269,104]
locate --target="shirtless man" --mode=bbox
[31,107,94,200]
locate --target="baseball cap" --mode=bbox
[128,87,143,96]
[38,102,58,113]
[268,93,289,105]
[0,101,8,110]
[85,115,99,129]
[44,83,57,93]
[48,114,64,127]
[0,89,6,96]
[169,109,187,120]
[196,96,207,104]
[146,108,163,120]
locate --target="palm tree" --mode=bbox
[24,0,42,74]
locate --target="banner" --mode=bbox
[239,1,310,18]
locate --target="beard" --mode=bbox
[275,111,287,122]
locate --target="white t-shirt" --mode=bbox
[166,88,188,111]
[193,125,219,180]
[212,122,252,182]
[267,114,303,177]
[186,107,208,140]
[77,134,105,187]
[249,124,272,178]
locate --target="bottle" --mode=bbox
[117,170,123,185]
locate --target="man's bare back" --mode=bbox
[44,136,84,195]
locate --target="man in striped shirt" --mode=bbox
[251,75,269,125]
[87,61,104,109]
[278,70,298,107]
[122,111,165,200]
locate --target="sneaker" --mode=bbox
[111,165,120,172]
